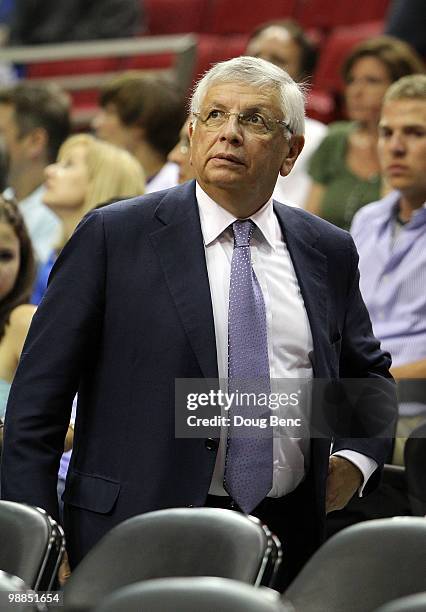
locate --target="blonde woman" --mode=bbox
[32,134,145,303]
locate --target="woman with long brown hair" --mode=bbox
[0,196,35,419]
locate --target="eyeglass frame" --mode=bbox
[192,109,294,136]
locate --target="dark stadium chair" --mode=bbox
[404,421,426,516]
[0,571,35,612]
[93,577,291,612]
[374,592,426,612]
[62,507,281,611]
[0,501,65,591]
[285,517,426,612]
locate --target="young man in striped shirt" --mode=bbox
[351,74,426,464]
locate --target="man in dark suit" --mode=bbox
[1,56,396,590]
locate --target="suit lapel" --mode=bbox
[149,182,218,379]
[274,203,329,377]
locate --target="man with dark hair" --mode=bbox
[92,73,185,193]
[247,20,327,208]
[0,82,71,262]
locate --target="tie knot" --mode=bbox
[232,220,254,248]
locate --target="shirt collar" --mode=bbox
[377,191,426,233]
[393,193,426,230]
[195,182,277,250]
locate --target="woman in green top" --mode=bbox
[305,36,424,230]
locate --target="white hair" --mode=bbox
[190,56,306,136]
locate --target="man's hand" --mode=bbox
[58,550,71,586]
[326,455,363,514]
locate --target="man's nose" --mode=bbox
[44,163,57,178]
[388,133,406,155]
[219,114,243,144]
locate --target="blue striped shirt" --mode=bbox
[351,191,426,414]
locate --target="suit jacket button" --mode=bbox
[205,438,219,451]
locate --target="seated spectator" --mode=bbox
[32,133,145,304]
[8,0,142,45]
[305,36,424,229]
[246,19,327,208]
[92,73,185,194]
[0,82,71,261]
[351,74,426,464]
[167,119,193,184]
[0,195,35,421]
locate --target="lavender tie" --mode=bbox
[224,220,273,513]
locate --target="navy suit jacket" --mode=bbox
[1,181,396,565]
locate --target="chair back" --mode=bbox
[285,517,426,612]
[0,501,65,590]
[64,507,280,611]
[404,421,426,515]
[0,570,35,612]
[374,592,426,612]
[93,576,291,612]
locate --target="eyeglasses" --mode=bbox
[192,109,293,136]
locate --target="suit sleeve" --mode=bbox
[332,234,397,491]
[1,211,106,520]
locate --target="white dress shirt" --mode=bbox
[145,161,179,194]
[195,183,377,498]
[273,117,327,209]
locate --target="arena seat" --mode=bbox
[307,20,384,122]
[201,0,298,35]
[26,58,120,78]
[193,34,249,81]
[0,502,65,592]
[374,592,426,612]
[285,518,426,612]
[61,508,282,611]
[295,0,390,31]
[312,21,384,94]
[404,420,426,516]
[0,571,37,612]
[93,577,288,612]
[144,0,208,34]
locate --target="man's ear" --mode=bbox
[25,127,48,161]
[280,135,304,177]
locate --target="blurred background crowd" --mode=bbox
[0,0,425,535]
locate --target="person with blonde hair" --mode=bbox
[32,133,145,303]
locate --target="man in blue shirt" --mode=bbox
[351,74,426,464]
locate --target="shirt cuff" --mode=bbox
[332,450,378,496]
